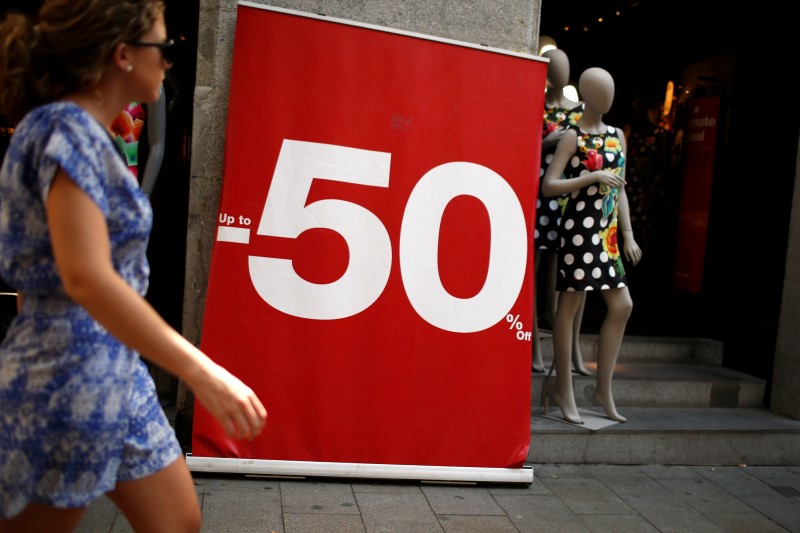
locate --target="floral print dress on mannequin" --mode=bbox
[110,101,146,179]
[556,124,628,291]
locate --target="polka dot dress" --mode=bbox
[535,103,583,252]
[557,125,628,291]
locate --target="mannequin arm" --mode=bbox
[614,131,641,265]
[541,129,626,197]
[140,84,166,197]
[541,127,566,150]
[618,188,641,266]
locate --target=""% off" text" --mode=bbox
[505,314,532,341]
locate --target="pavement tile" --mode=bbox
[492,494,589,533]
[72,461,800,532]
[420,485,505,515]
[704,512,790,533]
[579,464,642,476]
[589,466,672,496]
[110,519,135,533]
[734,491,800,532]
[638,465,706,480]
[437,514,519,532]
[197,474,280,492]
[279,480,359,515]
[538,476,636,515]
[284,512,366,533]
[746,466,800,493]
[657,477,757,515]
[578,514,661,532]
[534,463,596,479]
[74,496,125,533]
[771,485,800,498]
[355,492,443,532]
[619,493,725,533]
[488,479,554,496]
[200,489,283,533]
[691,465,778,496]
[351,480,425,494]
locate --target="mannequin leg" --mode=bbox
[531,249,545,373]
[551,290,584,424]
[541,252,558,328]
[594,287,633,422]
[571,292,592,375]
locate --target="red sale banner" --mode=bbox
[190,3,546,476]
[673,96,721,293]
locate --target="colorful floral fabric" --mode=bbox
[0,102,181,518]
[556,125,627,291]
[535,103,583,252]
[110,101,146,178]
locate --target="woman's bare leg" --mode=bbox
[551,290,584,424]
[593,287,633,422]
[0,503,86,533]
[107,456,201,533]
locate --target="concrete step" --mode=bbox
[533,362,766,409]
[537,332,723,365]
[528,407,800,465]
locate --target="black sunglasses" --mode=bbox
[126,38,176,63]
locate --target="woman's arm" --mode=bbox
[47,168,266,440]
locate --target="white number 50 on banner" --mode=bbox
[226,139,528,332]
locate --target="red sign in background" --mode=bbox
[673,96,721,293]
[191,4,546,470]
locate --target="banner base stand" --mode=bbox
[186,454,533,485]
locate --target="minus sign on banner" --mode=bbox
[217,226,251,244]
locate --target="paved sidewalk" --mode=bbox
[75,463,800,532]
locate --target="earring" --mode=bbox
[126,65,133,73]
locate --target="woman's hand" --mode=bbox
[189,361,268,440]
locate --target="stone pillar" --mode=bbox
[771,132,800,420]
[178,0,542,438]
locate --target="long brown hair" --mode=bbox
[0,0,165,124]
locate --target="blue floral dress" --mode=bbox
[557,125,628,291]
[0,102,181,518]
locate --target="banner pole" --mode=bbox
[186,455,533,484]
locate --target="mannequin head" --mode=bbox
[543,48,569,91]
[579,67,615,114]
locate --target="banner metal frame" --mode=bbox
[190,2,541,485]
[187,455,534,484]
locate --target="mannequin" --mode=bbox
[540,67,642,424]
[110,83,166,195]
[533,48,590,376]
[141,84,166,196]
